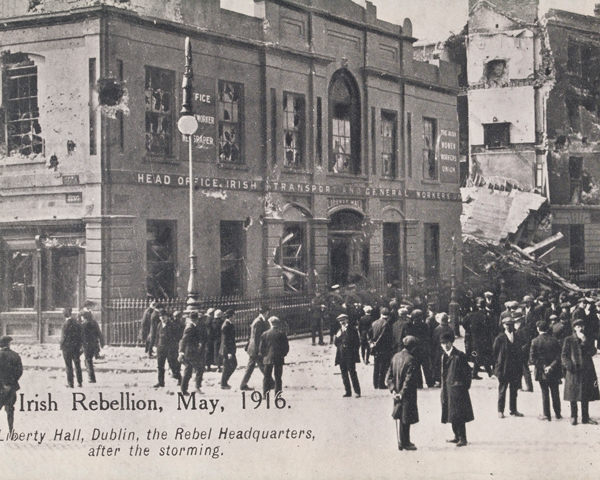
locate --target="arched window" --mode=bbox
[329,71,361,174]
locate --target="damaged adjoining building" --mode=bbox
[0,0,462,342]
[460,0,600,280]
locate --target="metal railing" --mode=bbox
[550,262,600,289]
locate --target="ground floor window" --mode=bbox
[278,224,307,293]
[329,210,369,286]
[383,222,401,284]
[8,250,35,309]
[146,220,176,299]
[220,221,245,296]
[49,247,82,309]
[424,223,440,279]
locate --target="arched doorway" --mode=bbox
[328,210,368,287]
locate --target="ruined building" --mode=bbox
[462,0,600,277]
[0,0,460,342]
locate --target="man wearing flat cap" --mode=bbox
[562,318,600,425]
[529,321,562,421]
[368,307,394,389]
[0,336,23,432]
[335,314,361,398]
[493,314,524,418]
[386,336,421,451]
[178,307,207,395]
[81,310,104,383]
[151,307,183,389]
[440,332,474,447]
[513,310,534,393]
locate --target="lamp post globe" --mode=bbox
[178,115,198,136]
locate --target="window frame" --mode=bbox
[144,66,175,158]
[282,92,306,170]
[146,220,177,299]
[380,110,397,177]
[218,80,244,165]
[483,122,511,149]
[279,223,308,293]
[422,117,438,180]
[220,220,246,296]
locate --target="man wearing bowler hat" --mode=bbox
[493,314,524,418]
[529,321,562,421]
[368,307,394,389]
[0,336,23,432]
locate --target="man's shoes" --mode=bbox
[312,342,316,346]
[89,380,96,384]
[66,384,74,388]
[240,385,254,391]
[472,375,482,380]
[181,390,190,396]
[571,417,578,425]
[498,412,505,419]
[397,444,403,451]
[509,411,524,417]
[221,384,231,390]
[319,342,325,346]
[177,379,182,386]
[403,444,417,451]
[153,383,164,388]
[538,415,551,421]
[582,418,598,425]
[355,393,361,398]
[555,414,562,420]
[195,388,204,395]
[343,393,352,397]
[456,438,468,447]
[523,388,533,393]
[446,438,459,443]
[77,383,82,388]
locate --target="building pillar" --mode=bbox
[312,218,329,295]
[263,218,285,294]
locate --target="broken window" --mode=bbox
[569,157,583,204]
[50,247,81,309]
[8,250,35,309]
[218,81,243,164]
[483,122,510,149]
[329,72,361,174]
[381,111,397,177]
[146,220,176,299]
[5,64,43,156]
[570,224,585,271]
[423,117,437,180]
[277,224,307,293]
[485,59,507,86]
[220,221,245,296]
[283,93,305,169]
[145,66,174,156]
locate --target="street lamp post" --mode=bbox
[178,37,199,307]
[449,232,460,335]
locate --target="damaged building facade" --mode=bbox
[0,0,461,342]
[463,0,600,274]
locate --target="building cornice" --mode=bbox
[361,66,460,96]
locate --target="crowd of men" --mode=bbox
[138,301,289,396]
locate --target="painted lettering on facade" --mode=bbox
[439,128,459,184]
[327,197,366,212]
[181,77,217,159]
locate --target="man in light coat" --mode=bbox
[259,316,290,395]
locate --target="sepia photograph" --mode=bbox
[1,0,600,478]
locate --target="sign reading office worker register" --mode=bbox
[181,76,216,160]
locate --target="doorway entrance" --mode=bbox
[328,210,368,286]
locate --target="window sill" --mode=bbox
[0,155,46,167]
[218,163,249,171]
[421,179,441,185]
[381,175,400,181]
[281,168,310,175]
[142,155,179,165]
[326,173,368,180]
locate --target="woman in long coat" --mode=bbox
[386,336,420,451]
[440,332,474,446]
[562,319,600,425]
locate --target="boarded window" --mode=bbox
[146,220,176,299]
[218,81,243,164]
[145,67,174,156]
[283,93,305,168]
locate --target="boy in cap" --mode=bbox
[493,314,524,418]
[0,336,23,432]
[529,321,562,421]
[386,336,420,451]
[440,332,474,446]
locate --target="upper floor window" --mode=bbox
[218,81,243,164]
[145,66,174,156]
[283,92,305,169]
[485,59,507,87]
[483,122,510,149]
[5,64,42,157]
[329,71,361,175]
[423,117,437,180]
[381,111,397,177]
[146,220,176,299]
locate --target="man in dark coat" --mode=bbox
[138,300,158,357]
[493,315,524,418]
[240,305,270,390]
[529,321,562,421]
[513,311,534,392]
[386,336,420,451]
[553,306,572,341]
[440,332,474,447]
[310,302,326,347]
[368,308,394,389]
[358,306,374,364]
[259,316,290,395]
[334,314,361,398]
[203,308,215,371]
[81,310,104,383]
[151,309,183,388]
[462,298,493,379]
[178,308,207,395]
[60,307,83,388]
[432,313,454,386]
[219,309,237,389]
[391,307,411,354]
[562,318,600,425]
[0,336,23,432]
[212,309,225,372]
